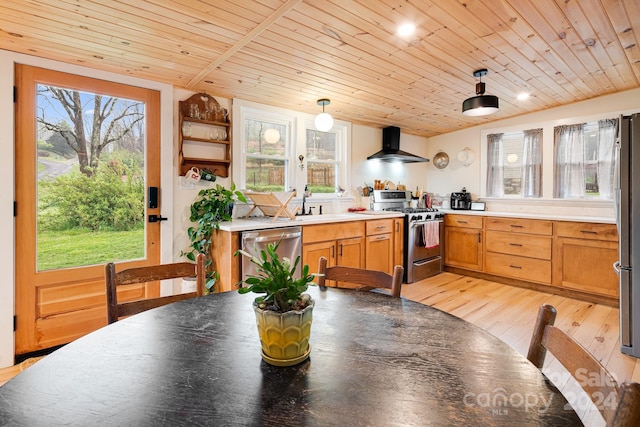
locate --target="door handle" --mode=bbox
[613,261,621,274]
[148,215,168,223]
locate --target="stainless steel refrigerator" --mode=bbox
[614,113,640,358]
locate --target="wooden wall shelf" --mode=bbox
[178,93,231,178]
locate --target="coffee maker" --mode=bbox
[450,187,472,210]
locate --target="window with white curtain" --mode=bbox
[553,119,617,199]
[486,128,543,197]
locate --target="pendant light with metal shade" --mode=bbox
[314,98,334,132]
[462,69,499,116]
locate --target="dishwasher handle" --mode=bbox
[247,231,301,243]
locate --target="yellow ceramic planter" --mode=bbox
[253,298,314,366]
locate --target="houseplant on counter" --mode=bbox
[182,182,247,293]
[236,240,316,366]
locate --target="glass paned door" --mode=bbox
[15,65,161,354]
[36,85,146,270]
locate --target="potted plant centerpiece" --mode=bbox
[182,182,246,293]
[236,240,316,366]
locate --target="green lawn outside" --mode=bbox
[37,228,145,271]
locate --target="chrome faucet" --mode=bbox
[298,185,312,215]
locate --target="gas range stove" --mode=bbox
[371,190,444,222]
[384,207,439,214]
[385,208,443,222]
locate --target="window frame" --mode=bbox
[233,99,350,200]
[553,119,616,200]
[480,110,626,205]
[239,109,295,193]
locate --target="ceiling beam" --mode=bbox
[186,0,304,89]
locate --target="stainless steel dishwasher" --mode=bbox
[241,226,302,281]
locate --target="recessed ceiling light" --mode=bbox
[517,92,530,101]
[397,23,416,37]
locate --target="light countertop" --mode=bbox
[439,209,615,224]
[218,211,404,232]
[219,209,614,233]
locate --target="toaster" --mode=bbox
[450,188,472,210]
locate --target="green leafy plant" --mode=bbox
[181,182,246,292]
[235,240,315,313]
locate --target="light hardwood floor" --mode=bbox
[401,272,640,427]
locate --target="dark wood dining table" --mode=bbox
[0,286,581,426]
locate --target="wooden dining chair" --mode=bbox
[316,256,404,298]
[527,304,640,426]
[105,253,206,324]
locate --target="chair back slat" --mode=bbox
[317,256,403,298]
[105,253,205,324]
[526,304,639,426]
[115,263,200,285]
[542,325,619,422]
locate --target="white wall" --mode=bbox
[350,124,430,202]
[171,88,234,267]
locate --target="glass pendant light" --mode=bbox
[314,99,334,132]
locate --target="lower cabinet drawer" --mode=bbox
[485,252,551,283]
[485,231,552,260]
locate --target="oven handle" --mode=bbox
[413,258,435,267]
[410,220,443,228]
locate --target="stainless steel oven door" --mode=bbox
[405,220,444,283]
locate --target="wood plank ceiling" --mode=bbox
[1,0,639,137]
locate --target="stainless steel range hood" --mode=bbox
[367,126,429,163]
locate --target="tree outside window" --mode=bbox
[244,119,288,192]
[236,101,349,196]
[306,129,338,193]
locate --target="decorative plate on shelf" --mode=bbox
[433,151,449,169]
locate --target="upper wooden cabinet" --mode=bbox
[178,93,231,178]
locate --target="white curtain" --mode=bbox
[597,118,617,199]
[554,124,585,198]
[521,128,543,198]
[486,133,504,197]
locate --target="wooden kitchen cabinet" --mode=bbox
[211,229,242,292]
[444,214,483,271]
[484,217,552,284]
[302,221,366,281]
[553,221,619,298]
[393,218,404,271]
[365,219,394,274]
